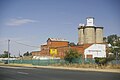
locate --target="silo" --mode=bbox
[84,27,95,44]
[95,27,103,43]
[78,26,84,45]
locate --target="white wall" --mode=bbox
[32,56,60,60]
[0,58,17,61]
[84,44,106,58]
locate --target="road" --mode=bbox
[0,66,120,80]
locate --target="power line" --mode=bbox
[12,40,40,48]
[0,40,8,43]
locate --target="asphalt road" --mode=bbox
[0,66,120,80]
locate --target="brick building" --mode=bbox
[32,38,69,58]
[32,38,91,58]
[32,17,106,59]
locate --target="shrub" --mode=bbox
[94,57,107,66]
[64,49,82,63]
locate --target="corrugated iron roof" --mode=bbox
[49,38,68,42]
[41,42,47,45]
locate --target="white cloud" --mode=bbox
[5,18,37,26]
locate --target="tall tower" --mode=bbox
[84,17,95,44]
[78,17,103,45]
[84,26,95,44]
[95,27,103,43]
[78,25,84,45]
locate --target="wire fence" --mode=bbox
[2,58,95,66]
[107,60,120,64]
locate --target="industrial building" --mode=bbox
[32,17,106,59]
[32,38,92,59]
[32,38,69,59]
[84,44,106,59]
[78,17,103,45]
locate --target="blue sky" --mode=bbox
[0,0,120,56]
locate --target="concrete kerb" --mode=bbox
[0,63,120,73]
[33,66,120,73]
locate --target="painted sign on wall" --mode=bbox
[50,49,57,55]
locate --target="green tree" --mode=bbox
[29,52,32,56]
[23,51,30,56]
[103,37,107,43]
[94,57,107,66]
[107,34,118,46]
[107,34,120,59]
[64,49,82,63]
[0,51,10,58]
[0,54,2,58]
[69,42,76,46]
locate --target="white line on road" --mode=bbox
[0,66,33,69]
[17,71,29,74]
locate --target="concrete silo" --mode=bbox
[84,26,95,44]
[78,25,84,45]
[84,17,95,44]
[95,27,103,43]
[78,17,103,45]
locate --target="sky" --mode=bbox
[0,0,120,56]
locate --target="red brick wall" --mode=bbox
[56,47,69,58]
[32,40,92,59]
[41,45,48,50]
[47,39,69,47]
[32,51,41,56]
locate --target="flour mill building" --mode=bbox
[78,17,103,45]
[32,17,106,59]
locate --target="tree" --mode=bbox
[107,34,118,46]
[103,37,107,43]
[0,51,10,58]
[23,51,30,56]
[116,39,120,48]
[29,52,32,56]
[69,42,76,46]
[94,57,107,66]
[64,49,82,63]
[107,34,120,59]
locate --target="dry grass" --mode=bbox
[105,64,120,69]
[17,56,32,60]
[51,63,120,69]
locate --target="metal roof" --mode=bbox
[48,38,68,42]
[41,42,47,45]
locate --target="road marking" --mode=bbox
[0,66,33,69]
[17,71,29,74]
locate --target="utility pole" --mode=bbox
[116,51,118,64]
[19,50,20,57]
[8,39,10,64]
[113,46,119,65]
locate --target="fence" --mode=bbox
[107,60,120,64]
[2,60,33,64]
[2,58,95,66]
[32,59,66,66]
